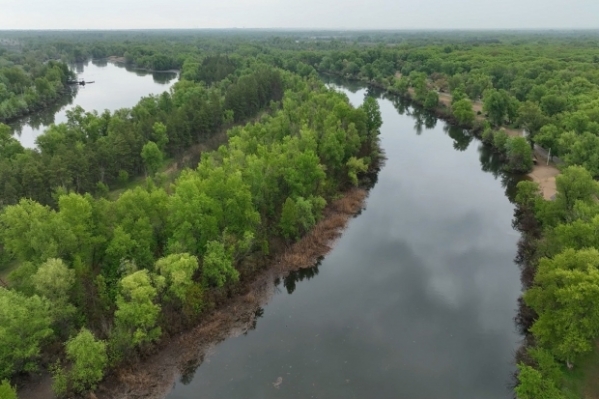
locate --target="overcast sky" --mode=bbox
[0,0,597,30]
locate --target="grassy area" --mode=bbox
[562,344,599,399]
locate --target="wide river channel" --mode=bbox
[14,64,523,398]
[167,77,523,399]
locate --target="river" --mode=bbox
[9,59,178,148]
[164,79,523,399]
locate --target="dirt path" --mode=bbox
[528,164,559,200]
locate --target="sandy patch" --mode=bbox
[528,164,559,200]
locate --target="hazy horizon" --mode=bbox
[1,0,597,30]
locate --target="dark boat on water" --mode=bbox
[67,80,95,85]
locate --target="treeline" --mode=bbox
[0,49,73,122]
[512,167,599,398]
[0,70,380,397]
[0,62,283,208]
[275,41,599,175]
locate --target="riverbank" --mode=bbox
[19,184,372,399]
[325,71,561,201]
[0,85,74,126]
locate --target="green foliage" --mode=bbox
[554,166,599,222]
[492,130,509,151]
[361,96,382,136]
[279,197,299,240]
[346,156,368,186]
[151,122,169,150]
[516,364,565,399]
[423,91,439,110]
[0,288,53,379]
[451,99,475,126]
[118,170,129,185]
[0,380,17,399]
[113,270,162,350]
[515,180,542,208]
[505,136,533,172]
[394,77,409,95]
[141,141,163,177]
[32,258,74,304]
[65,328,107,393]
[525,248,599,365]
[517,101,547,141]
[155,253,199,302]
[202,241,237,288]
[50,361,67,398]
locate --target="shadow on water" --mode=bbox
[117,63,179,85]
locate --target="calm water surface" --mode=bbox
[167,80,523,399]
[10,59,178,148]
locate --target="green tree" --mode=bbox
[141,141,163,177]
[394,77,409,95]
[0,288,53,379]
[483,89,507,126]
[517,101,547,145]
[525,248,599,366]
[346,156,368,186]
[113,270,163,350]
[202,240,237,288]
[151,122,169,150]
[505,136,533,172]
[452,99,475,126]
[515,364,565,399]
[279,197,299,240]
[32,258,76,327]
[361,96,382,137]
[65,328,107,393]
[0,380,17,399]
[423,91,439,110]
[155,253,199,302]
[554,166,599,221]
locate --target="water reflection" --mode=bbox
[445,125,473,152]
[9,61,178,148]
[283,262,321,295]
[167,79,522,399]
[91,58,109,67]
[10,88,77,136]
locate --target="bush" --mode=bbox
[505,136,534,172]
[481,127,494,144]
[65,328,107,393]
[423,91,439,110]
[452,99,475,126]
[0,380,17,399]
[492,130,509,152]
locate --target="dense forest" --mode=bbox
[0,35,381,397]
[2,30,599,398]
[0,46,73,123]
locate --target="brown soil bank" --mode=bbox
[93,188,368,399]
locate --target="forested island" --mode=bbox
[1,30,599,399]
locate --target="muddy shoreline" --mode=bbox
[18,184,373,399]
[93,186,372,399]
